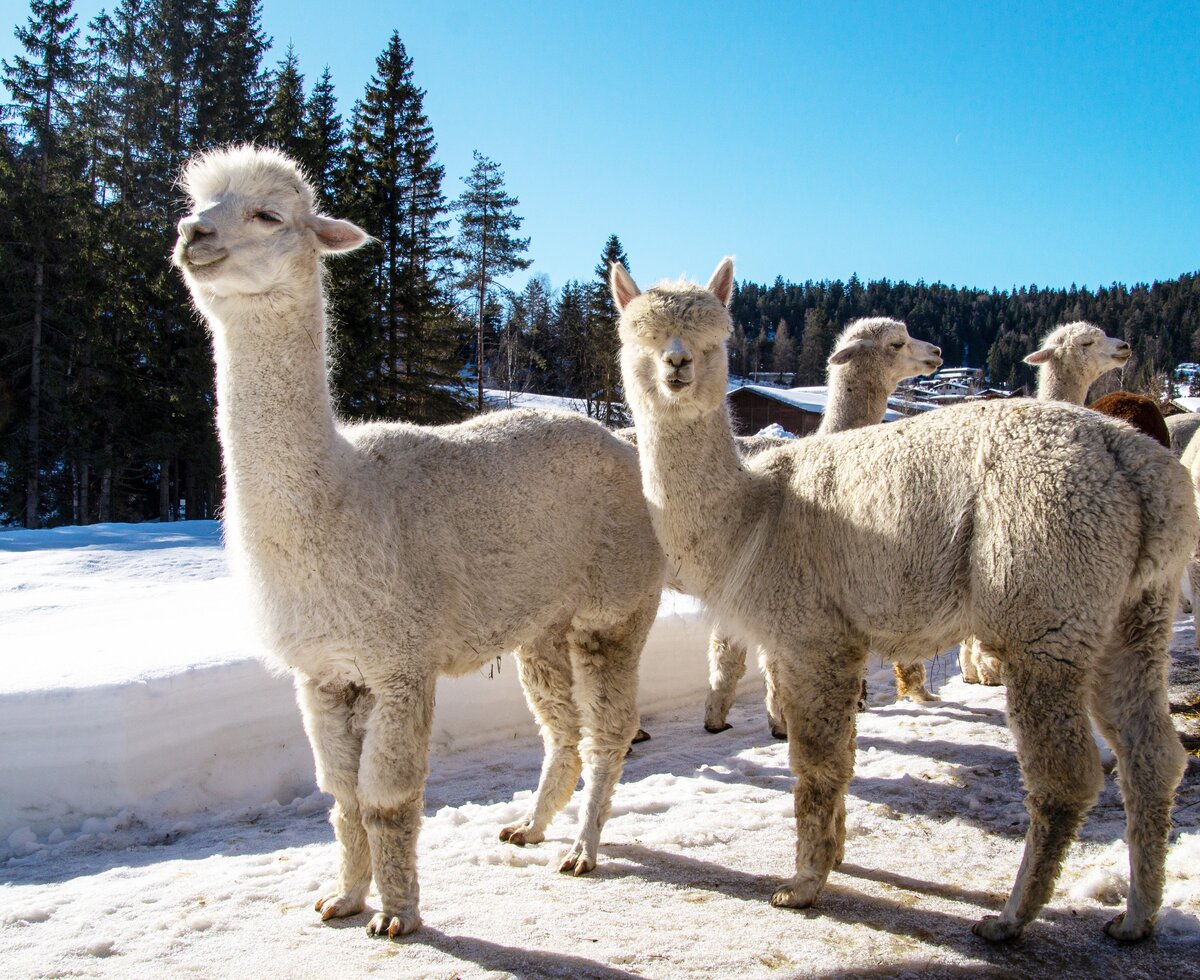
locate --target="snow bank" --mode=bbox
[0,522,729,850]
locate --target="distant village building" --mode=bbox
[726,384,902,436]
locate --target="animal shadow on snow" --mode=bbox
[601,842,1170,971]
[318,920,641,979]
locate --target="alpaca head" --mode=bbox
[611,258,735,420]
[827,318,942,388]
[1023,321,1130,391]
[173,145,368,302]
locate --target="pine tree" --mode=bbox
[263,44,306,160]
[584,234,630,424]
[2,0,87,526]
[302,65,342,210]
[771,317,795,381]
[332,33,464,424]
[795,308,831,385]
[452,150,531,410]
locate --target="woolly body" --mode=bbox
[614,259,1193,943]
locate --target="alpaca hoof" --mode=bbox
[367,909,420,939]
[962,675,980,685]
[558,844,595,876]
[978,675,1003,687]
[770,880,819,909]
[499,823,544,847]
[1104,911,1153,943]
[631,728,651,744]
[704,722,733,733]
[315,890,366,921]
[972,915,1023,943]
[905,689,941,704]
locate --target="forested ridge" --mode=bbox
[3,0,1198,528]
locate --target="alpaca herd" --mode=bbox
[174,146,1195,948]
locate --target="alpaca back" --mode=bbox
[737,399,1193,659]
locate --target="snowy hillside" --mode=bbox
[1,522,1198,978]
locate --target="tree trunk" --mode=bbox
[24,258,44,528]
[97,463,112,522]
[159,458,172,522]
[80,462,90,526]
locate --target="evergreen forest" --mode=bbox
[4,0,1200,528]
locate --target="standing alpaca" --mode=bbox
[614,258,1193,942]
[704,317,943,735]
[1087,392,1170,448]
[173,146,663,938]
[960,321,1134,686]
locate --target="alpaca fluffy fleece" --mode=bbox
[614,257,1194,944]
[173,145,663,940]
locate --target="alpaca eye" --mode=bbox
[254,211,282,224]
[891,342,905,349]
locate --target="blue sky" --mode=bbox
[3,0,1198,293]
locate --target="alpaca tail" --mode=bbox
[1100,420,1197,597]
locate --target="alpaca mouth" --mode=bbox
[183,246,229,268]
[665,377,692,391]
[1115,350,1131,362]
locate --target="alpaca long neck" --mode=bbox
[1037,365,1090,405]
[817,366,889,434]
[634,402,759,599]
[207,278,339,522]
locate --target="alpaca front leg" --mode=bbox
[760,650,788,739]
[769,649,862,910]
[704,631,747,732]
[959,637,980,684]
[559,620,646,876]
[973,657,1101,942]
[503,640,583,846]
[357,680,435,939]
[295,678,373,921]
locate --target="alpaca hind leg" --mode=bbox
[894,660,939,703]
[704,631,747,733]
[769,646,863,910]
[357,677,436,938]
[1090,588,1188,942]
[502,637,583,846]
[296,678,374,921]
[1190,558,1200,648]
[973,654,1102,942]
[558,612,649,875]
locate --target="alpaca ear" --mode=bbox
[306,215,369,253]
[828,338,873,365]
[1024,347,1055,365]
[706,257,735,307]
[610,262,641,313]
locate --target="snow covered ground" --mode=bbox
[2,522,1199,978]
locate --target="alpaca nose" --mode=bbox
[931,346,941,357]
[662,340,692,370]
[178,214,216,243]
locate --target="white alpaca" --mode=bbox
[960,320,1134,686]
[614,257,1192,943]
[172,146,663,939]
[1167,412,1200,458]
[704,317,944,735]
[1025,320,1131,403]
